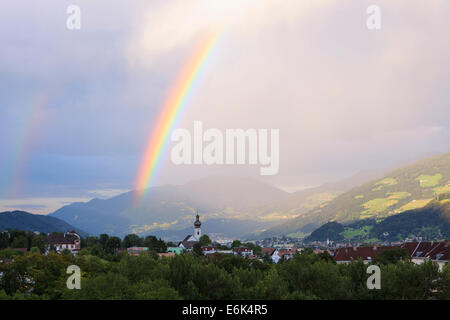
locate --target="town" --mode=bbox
[1,213,449,300]
[1,214,448,271]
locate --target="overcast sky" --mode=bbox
[1,0,449,213]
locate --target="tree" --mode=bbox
[231,240,242,248]
[86,236,99,247]
[376,260,440,299]
[193,243,203,257]
[143,236,167,253]
[156,238,167,253]
[133,279,181,300]
[63,272,133,299]
[61,248,72,255]
[144,236,158,250]
[9,230,27,243]
[31,235,46,253]
[11,235,28,249]
[99,234,109,249]
[123,234,143,248]
[0,232,9,249]
[199,235,212,246]
[373,248,410,265]
[105,237,122,255]
[262,252,273,264]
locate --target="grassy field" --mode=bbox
[342,225,373,239]
[416,174,443,187]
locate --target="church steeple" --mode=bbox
[194,212,201,240]
[194,214,201,228]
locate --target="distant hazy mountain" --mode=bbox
[50,171,387,240]
[262,151,450,238]
[50,176,290,238]
[0,210,87,236]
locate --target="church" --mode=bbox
[178,213,202,251]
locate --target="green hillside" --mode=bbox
[248,169,387,222]
[304,221,344,242]
[0,210,88,236]
[263,151,450,238]
[305,196,450,242]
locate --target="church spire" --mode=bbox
[194,211,201,240]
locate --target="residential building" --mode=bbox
[333,241,450,271]
[401,241,450,271]
[333,245,397,264]
[46,230,81,254]
[272,248,296,263]
[127,247,149,256]
[202,246,217,255]
[233,247,253,257]
[167,247,184,255]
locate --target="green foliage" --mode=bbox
[375,261,441,299]
[1,230,448,300]
[1,245,448,300]
[11,235,28,249]
[198,234,212,246]
[0,232,9,249]
[31,235,46,253]
[143,236,166,253]
[105,236,122,255]
[231,240,242,248]
[373,248,410,265]
[0,248,25,259]
[123,234,143,248]
[192,243,203,257]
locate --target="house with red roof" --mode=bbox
[333,245,397,264]
[202,246,217,255]
[271,248,296,263]
[46,230,81,254]
[333,241,449,271]
[401,241,450,271]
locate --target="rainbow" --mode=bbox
[8,95,46,197]
[135,31,220,200]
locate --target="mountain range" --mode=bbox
[305,196,450,242]
[34,151,450,241]
[48,170,386,240]
[258,151,450,239]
